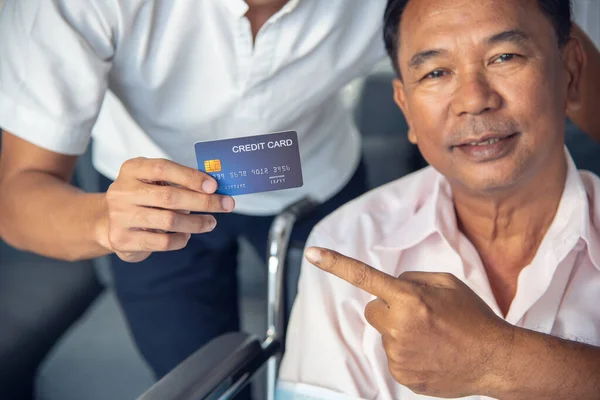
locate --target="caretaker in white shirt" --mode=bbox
[0,0,386,382]
[0,0,598,388]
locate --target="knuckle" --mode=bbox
[151,160,167,178]
[157,235,172,251]
[105,187,117,203]
[147,234,170,252]
[388,327,404,341]
[414,300,433,322]
[160,211,177,231]
[118,161,131,176]
[138,240,153,253]
[184,168,199,189]
[352,263,370,288]
[107,207,120,222]
[382,337,403,365]
[108,209,129,230]
[129,207,145,228]
[141,237,158,252]
[386,349,405,369]
[105,184,122,204]
[107,228,128,251]
[200,194,214,211]
[326,252,339,272]
[363,302,377,324]
[122,157,144,174]
[387,349,404,366]
[106,183,135,209]
[156,188,178,207]
[133,209,151,226]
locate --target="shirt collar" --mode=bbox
[374,148,600,272]
[541,149,600,272]
[565,152,600,271]
[222,0,302,19]
[373,170,455,251]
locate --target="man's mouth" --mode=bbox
[454,132,520,162]
[456,133,518,148]
[466,137,502,146]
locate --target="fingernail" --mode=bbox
[209,217,217,230]
[202,179,217,193]
[221,196,235,211]
[305,247,322,264]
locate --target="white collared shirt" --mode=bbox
[0,0,387,215]
[279,151,600,400]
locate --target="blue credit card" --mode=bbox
[194,131,304,196]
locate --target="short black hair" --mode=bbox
[384,0,573,78]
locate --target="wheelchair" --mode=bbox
[136,196,319,400]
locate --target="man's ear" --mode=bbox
[562,36,585,114]
[393,79,417,144]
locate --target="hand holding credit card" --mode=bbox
[194,131,304,196]
[101,157,234,263]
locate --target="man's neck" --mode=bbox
[245,0,290,42]
[452,152,568,316]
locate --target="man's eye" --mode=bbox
[492,53,518,64]
[423,70,447,80]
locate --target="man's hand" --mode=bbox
[100,157,235,263]
[305,247,514,398]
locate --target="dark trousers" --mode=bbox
[99,162,367,383]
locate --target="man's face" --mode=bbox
[393,0,581,195]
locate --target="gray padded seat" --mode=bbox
[0,244,102,400]
[355,72,427,188]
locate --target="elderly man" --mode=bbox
[279,0,600,399]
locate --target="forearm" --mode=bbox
[490,327,600,399]
[567,24,600,142]
[0,170,110,261]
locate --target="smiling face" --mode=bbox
[392,0,581,195]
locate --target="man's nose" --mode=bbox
[450,73,502,116]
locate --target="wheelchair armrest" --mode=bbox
[137,332,265,400]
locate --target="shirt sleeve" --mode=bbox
[0,0,115,155]
[572,0,600,49]
[278,229,378,400]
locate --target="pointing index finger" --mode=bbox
[305,247,402,302]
